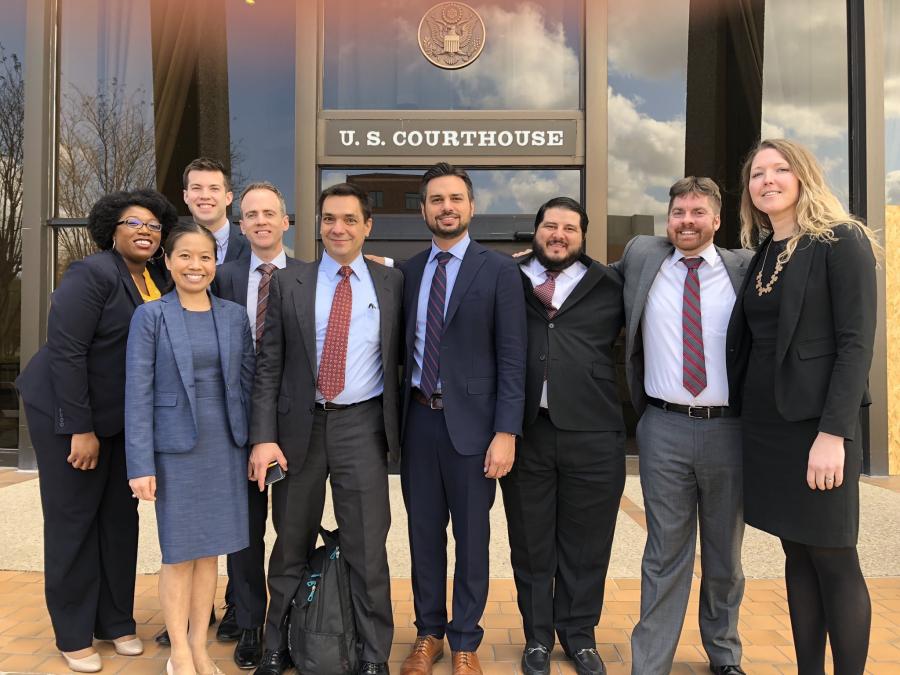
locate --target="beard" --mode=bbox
[426,214,469,240]
[532,239,583,272]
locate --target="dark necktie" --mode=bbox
[680,257,707,396]
[419,252,453,399]
[255,263,277,353]
[533,270,561,318]
[317,265,353,401]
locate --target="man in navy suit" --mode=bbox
[399,163,526,675]
[212,181,300,668]
[183,157,250,264]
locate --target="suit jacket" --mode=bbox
[725,226,876,439]
[520,254,625,431]
[250,258,404,466]
[400,240,527,455]
[222,222,251,264]
[614,235,751,416]
[124,291,255,479]
[16,249,168,437]
[212,254,303,306]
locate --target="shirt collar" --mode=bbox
[250,249,287,272]
[212,220,230,249]
[321,250,365,279]
[525,255,585,279]
[667,242,721,269]
[429,233,470,264]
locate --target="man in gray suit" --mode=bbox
[249,183,402,675]
[614,177,749,675]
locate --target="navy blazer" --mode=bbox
[223,223,251,264]
[124,291,255,479]
[400,240,527,455]
[16,250,167,436]
[212,255,304,307]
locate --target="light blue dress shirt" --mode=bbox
[212,220,231,265]
[315,251,383,404]
[411,234,471,391]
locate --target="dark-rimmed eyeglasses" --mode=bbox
[117,217,162,232]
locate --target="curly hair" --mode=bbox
[739,139,881,263]
[87,189,179,251]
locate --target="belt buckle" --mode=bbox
[688,405,710,420]
[429,396,443,411]
[322,401,340,411]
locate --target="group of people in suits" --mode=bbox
[16,138,878,675]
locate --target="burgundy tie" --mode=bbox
[317,266,353,401]
[255,263,277,353]
[680,257,707,396]
[533,270,560,318]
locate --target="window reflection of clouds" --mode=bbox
[607,0,689,231]
[886,1,900,205]
[761,0,849,203]
[324,0,581,110]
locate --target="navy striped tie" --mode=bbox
[420,252,452,399]
[680,257,706,396]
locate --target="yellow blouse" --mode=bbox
[139,267,162,302]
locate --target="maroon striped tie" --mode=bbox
[680,257,707,396]
[255,263,277,353]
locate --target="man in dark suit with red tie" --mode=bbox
[398,163,526,675]
[249,183,402,675]
[503,198,625,675]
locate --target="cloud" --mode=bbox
[887,170,900,205]
[886,76,900,120]
[607,0,690,81]
[475,170,580,215]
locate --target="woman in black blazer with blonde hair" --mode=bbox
[729,138,878,674]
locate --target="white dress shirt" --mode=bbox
[641,243,736,406]
[520,256,588,408]
[246,249,288,348]
[315,251,382,404]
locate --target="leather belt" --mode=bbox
[314,396,380,412]
[647,397,737,419]
[412,388,443,410]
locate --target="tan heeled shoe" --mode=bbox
[100,636,143,656]
[60,650,102,673]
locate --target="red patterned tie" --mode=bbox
[255,263,277,353]
[533,270,560,318]
[680,257,707,396]
[317,265,353,401]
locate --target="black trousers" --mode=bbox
[25,405,138,652]
[263,398,393,662]
[501,412,625,652]
[225,481,269,629]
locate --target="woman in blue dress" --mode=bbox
[125,223,255,675]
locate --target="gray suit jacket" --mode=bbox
[250,258,403,466]
[614,235,752,416]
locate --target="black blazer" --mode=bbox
[520,254,625,432]
[726,225,876,439]
[212,254,303,306]
[250,258,404,466]
[16,249,167,436]
[222,222,251,264]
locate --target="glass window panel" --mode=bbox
[0,0,27,450]
[606,0,690,255]
[886,0,900,208]
[323,0,583,110]
[54,227,100,285]
[761,0,850,204]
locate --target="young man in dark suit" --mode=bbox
[249,183,402,675]
[398,163,526,675]
[502,197,625,675]
[211,181,299,668]
[183,157,250,264]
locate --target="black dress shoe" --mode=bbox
[359,662,389,674]
[570,647,605,675]
[521,642,550,675]
[710,666,746,675]
[216,604,241,642]
[155,608,218,647]
[234,627,264,669]
[253,649,291,675]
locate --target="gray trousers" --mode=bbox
[630,404,745,674]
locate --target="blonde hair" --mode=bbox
[739,138,881,264]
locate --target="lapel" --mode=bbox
[292,263,318,376]
[404,251,428,353]
[775,235,815,364]
[717,245,749,293]
[364,258,394,364]
[444,240,487,327]
[110,250,143,308]
[556,259,605,317]
[160,292,197,424]
[234,263,250,306]
[629,240,672,344]
[209,294,232,385]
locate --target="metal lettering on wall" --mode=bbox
[323,120,578,157]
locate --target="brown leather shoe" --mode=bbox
[400,636,444,675]
[451,651,482,675]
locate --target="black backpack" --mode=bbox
[288,527,359,675]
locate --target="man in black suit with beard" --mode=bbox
[501,197,626,675]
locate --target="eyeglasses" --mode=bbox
[117,217,163,232]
